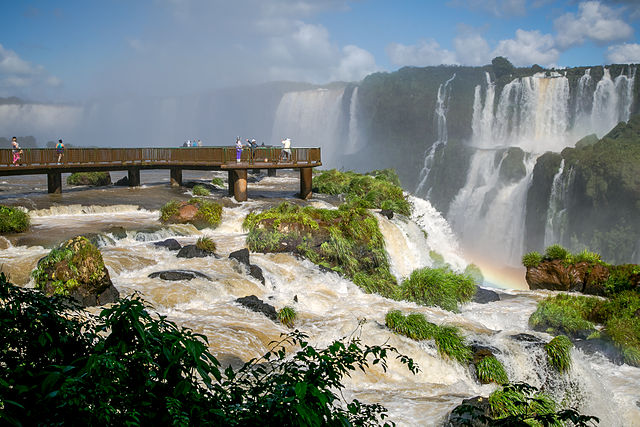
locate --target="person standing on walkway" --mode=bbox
[235,137,243,163]
[56,139,65,164]
[11,137,22,165]
[281,137,291,161]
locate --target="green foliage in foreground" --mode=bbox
[530,292,640,366]
[545,244,570,261]
[196,236,217,253]
[243,202,397,297]
[450,382,599,426]
[522,251,543,268]
[312,169,411,215]
[396,266,476,312]
[277,306,297,328]
[192,184,211,196]
[67,171,111,186]
[0,205,29,233]
[211,177,225,188]
[385,310,471,364]
[475,355,508,385]
[545,335,573,373]
[0,276,419,426]
[159,198,223,229]
[522,245,604,268]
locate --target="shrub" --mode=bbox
[464,263,484,286]
[522,251,543,268]
[192,185,210,196]
[603,264,638,295]
[0,205,30,233]
[397,267,476,312]
[159,200,181,222]
[606,315,640,367]
[366,169,401,186]
[277,306,297,328]
[385,310,471,363]
[67,172,111,186]
[489,383,557,422]
[196,236,216,253]
[544,244,570,261]
[475,355,508,385]
[211,177,224,188]
[571,249,602,264]
[0,276,418,425]
[529,294,599,337]
[545,335,573,373]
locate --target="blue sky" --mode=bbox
[2,0,640,101]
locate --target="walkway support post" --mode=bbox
[228,170,235,196]
[299,167,312,200]
[47,172,62,194]
[233,169,248,202]
[128,167,141,187]
[170,168,182,187]
[268,169,277,177]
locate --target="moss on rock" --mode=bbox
[160,198,222,229]
[0,205,30,233]
[67,172,111,186]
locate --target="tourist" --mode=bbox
[11,137,22,165]
[236,137,242,163]
[249,139,258,163]
[281,137,291,161]
[56,139,65,164]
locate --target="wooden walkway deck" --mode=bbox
[0,147,322,201]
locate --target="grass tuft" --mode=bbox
[545,335,573,373]
[0,205,30,233]
[522,251,543,268]
[396,267,476,312]
[475,355,509,385]
[192,185,210,196]
[277,306,297,328]
[196,236,216,253]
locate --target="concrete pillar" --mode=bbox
[228,170,235,196]
[47,172,62,194]
[233,169,248,202]
[268,168,277,177]
[170,167,182,187]
[128,167,141,187]
[299,167,312,200]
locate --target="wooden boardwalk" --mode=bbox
[0,147,322,201]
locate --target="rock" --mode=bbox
[114,176,129,186]
[148,270,211,281]
[106,226,127,239]
[526,259,612,296]
[583,263,609,296]
[509,333,545,344]
[249,264,265,285]
[229,248,250,266]
[445,396,491,426]
[33,236,118,307]
[177,204,199,222]
[154,238,182,251]
[573,338,625,365]
[380,209,394,219]
[235,295,277,321]
[83,233,116,248]
[177,244,215,258]
[473,286,500,304]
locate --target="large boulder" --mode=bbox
[177,244,215,258]
[148,270,211,281]
[235,295,277,321]
[154,238,182,251]
[32,236,118,307]
[229,248,265,285]
[159,199,222,229]
[526,260,610,294]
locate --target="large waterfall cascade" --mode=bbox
[447,67,636,265]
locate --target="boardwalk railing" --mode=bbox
[0,147,321,167]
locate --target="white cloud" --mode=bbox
[453,34,492,65]
[0,44,36,75]
[0,43,60,96]
[554,1,633,49]
[492,29,559,66]
[606,43,640,63]
[330,45,379,82]
[386,39,458,66]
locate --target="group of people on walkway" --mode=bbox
[181,139,202,147]
[234,137,292,163]
[8,137,64,165]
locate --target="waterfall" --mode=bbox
[543,160,575,247]
[271,88,346,167]
[590,67,636,137]
[415,74,456,195]
[345,87,362,155]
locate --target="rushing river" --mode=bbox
[0,170,638,426]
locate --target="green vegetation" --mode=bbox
[67,172,111,186]
[277,306,297,328]
[312,169,411,215]
[0,276,418,425]
[396,266,476,312]
[243,202,396,297]
[192,184,211,196]
[530,291,640,366]
[429,250,446,267]
[211,177,225,188]
[522,251,543,268]
[0,205,29,233]
[464,263,484,285]
[475,355,508,385]
[545,335,573,373]
[489,383,557,424]
[31,236,107,296]
[196,236,217,253]
[545,244,570,261]
[385,310,471,363]
[159,198,223,229]
[572,248,602,264]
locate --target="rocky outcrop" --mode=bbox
[154,238,182,251]
[525,260,609,295]
[148,270,211,281]
[32,236,118,307]
[235,295,277,321]
[229,248,265,285]
[473,286,500,304]
[177,244,216,258]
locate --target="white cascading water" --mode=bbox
[415,74,456,195]
[448,67,636,265]
[270,88,346,167]
[543,161,576,247]
[345,87,363,156]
